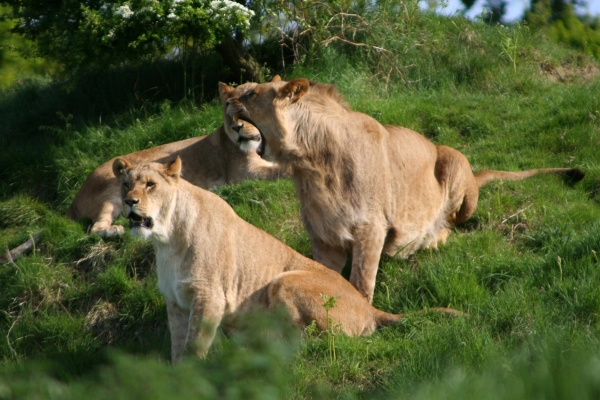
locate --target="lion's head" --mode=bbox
[224,77,351,161]
[219,82,266,156]
[219,75,291,159]
[113,157,182,241]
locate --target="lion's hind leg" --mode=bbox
[435,145,480,226]
[454,184,479,225]
[268,269,386,336]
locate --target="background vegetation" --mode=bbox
[1,1,600,398]
[0,6,55,89]
[457,0,600,58]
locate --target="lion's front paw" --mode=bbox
[90,224,125,238]
[106,225,125,237]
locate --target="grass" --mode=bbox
[1,8,600,399]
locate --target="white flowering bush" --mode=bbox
[2,0,255,71]
[207,1,254,30]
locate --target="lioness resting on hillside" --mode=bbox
[113,157,463,363]
[224,77,585,302]
[67,81,287,238]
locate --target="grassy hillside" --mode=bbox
[1,8,600,399]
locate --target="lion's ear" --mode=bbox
[113,158,132,178]
[270,75,281,82]
[218,82,234,101]
[165,156,182,181]
[279,78,309,103]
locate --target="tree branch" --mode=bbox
[0,231,42,263]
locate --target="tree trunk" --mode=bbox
[215,37,263,83]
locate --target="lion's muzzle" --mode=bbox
[228,114,266,157]
[128,211,153,229]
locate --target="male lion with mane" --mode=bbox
[67,80,286,237]
[224,77,584,302]
[113,157,463,362]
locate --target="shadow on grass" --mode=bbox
[0,55,226,202]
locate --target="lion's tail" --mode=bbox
[475,168,584,188]
[374,311,403,327]
[374,307,467,327]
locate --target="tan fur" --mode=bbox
[67,80,287,238]
[225,78,584,302]
[112,158,463,363]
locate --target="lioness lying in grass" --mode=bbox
[113,157,463,363]
[67,81,287,238]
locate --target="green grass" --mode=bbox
[1,9,600,399]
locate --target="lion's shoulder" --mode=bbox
[307,81,350,110]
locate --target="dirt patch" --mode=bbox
[539,60,600,84]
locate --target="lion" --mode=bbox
[113,157,463,363]
[66,80,287,238]
[223,77,585,302]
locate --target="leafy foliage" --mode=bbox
[0,7,54,88]
[0,0,254,72]
[526,0,600,59]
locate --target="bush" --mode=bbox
[0,0,254,71]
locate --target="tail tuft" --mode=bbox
[564,168,585,183]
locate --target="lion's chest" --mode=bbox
[297,186,356,246]
[155,250,195,310]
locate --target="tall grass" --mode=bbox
[0,6,599,399]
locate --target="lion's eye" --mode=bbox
[146,182,155,188]
[123,183,129,190]
[241,91,256,100]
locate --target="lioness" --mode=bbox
[113,157,462,363]
[67,81,286,237]
[224,78,585,302]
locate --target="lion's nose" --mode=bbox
[232,123,243,133]
[124,198,139,206]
